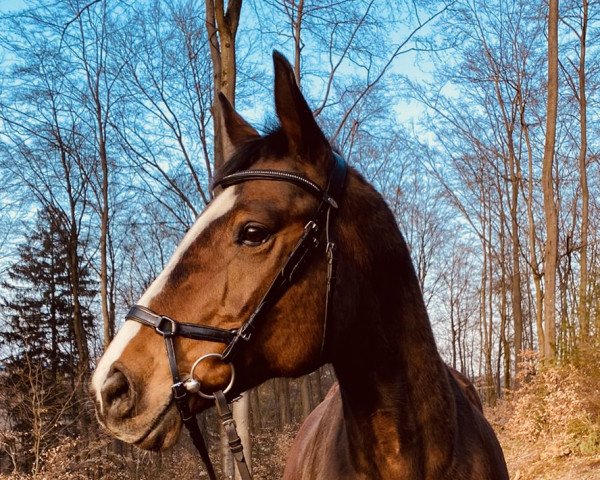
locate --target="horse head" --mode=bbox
[90,52,352,450]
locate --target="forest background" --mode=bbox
[0,0,599,478]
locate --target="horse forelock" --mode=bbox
[213,127,288,185]
[213,125,338,190]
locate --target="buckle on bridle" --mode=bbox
[237,322,254,342]
[172,381,188,399]
[155,316,178,337]
[304,220,318,236]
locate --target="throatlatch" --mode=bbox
[126,152,347,479]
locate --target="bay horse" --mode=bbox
[90,51,509,480]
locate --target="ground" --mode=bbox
[497,430,600,480]
[486,351,600,480]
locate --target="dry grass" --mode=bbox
[0,426,297,480]
[488,350,600,480]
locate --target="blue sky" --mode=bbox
[0,0,434,127]
[0,0,25,13]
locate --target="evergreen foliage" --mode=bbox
[0,207,96,472]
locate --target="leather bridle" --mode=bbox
[126,152,347,479]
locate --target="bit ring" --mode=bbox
[189,353,235,399]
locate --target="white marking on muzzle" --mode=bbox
[91,188,238,411]
[91,320,141,415]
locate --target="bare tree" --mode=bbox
[0,33,93,376]
[205,0,243,169]
[542,0,560,360]
[0,352,82,474]
[559,0,591,343]
[63,0,122,350]
[114,0,214,222]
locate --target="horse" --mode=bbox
[90,51,509,480]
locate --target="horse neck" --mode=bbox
[330,185,456,478]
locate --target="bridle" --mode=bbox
[126,152,347,479]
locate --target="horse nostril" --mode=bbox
[101,367,135,419]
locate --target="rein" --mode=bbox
[126,152,347,479]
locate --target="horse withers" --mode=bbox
[90,51,509,480]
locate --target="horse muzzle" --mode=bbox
[92,364,182,450]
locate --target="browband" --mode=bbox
[213,151,347,207]
[214,169,322,197]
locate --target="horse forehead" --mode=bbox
[137,188,239,308]
[236,173,320,212]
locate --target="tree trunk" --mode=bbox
[499,206,511,392]
[67,208,89,376]
[542,0,559,361]
[489,63,523,379]
[299,376,312,420]
[98,119,113,351]
[205,0,242,170]
[313,368,324,403]
[278,378,291,428]
[508,155,523,376]
[232,392,252,479]
[480,224,495,404]
[292,0,304,83]
[520,105,545,358]
[204,3,251,471]
[577,0,589,342]
[249,387,261,430]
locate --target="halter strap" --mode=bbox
[126,305,236,344]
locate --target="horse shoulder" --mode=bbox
[283,383,352,480]
[446,367,509,480]
[447,365,484,412]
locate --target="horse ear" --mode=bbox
[218,93,260,159]
[272,51,328,159]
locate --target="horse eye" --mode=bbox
[239,223,271,246]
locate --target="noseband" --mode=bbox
[126,152,347,479]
